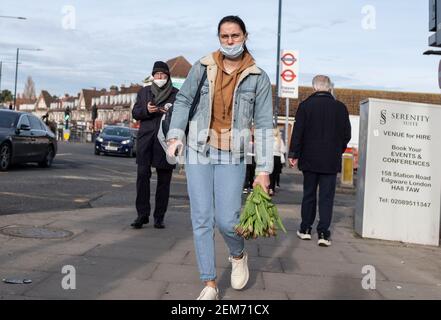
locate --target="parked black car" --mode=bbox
[0,109,58,171]
[94,125,137,157]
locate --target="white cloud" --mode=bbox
[0,0,438,96]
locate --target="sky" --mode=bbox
[0,0,439,97]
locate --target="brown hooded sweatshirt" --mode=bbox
[209,50,255,150]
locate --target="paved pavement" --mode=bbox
[0,168,440,300]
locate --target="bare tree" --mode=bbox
[23,76,36,100]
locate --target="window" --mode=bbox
[39,118,49,131]
[18,114,31,128]
[0,112,19,129]
[102,127,131,137]
[29,115,45,130]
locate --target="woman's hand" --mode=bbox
[166,138,184,157]
[253,172,270,194]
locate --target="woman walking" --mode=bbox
[269,128,286,196]
[166,15,273,300]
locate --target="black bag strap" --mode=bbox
[188,67,207,121]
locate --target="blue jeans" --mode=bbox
[185,146,246,281]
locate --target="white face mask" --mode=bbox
[220,42,245,59]
[153,79,167,88]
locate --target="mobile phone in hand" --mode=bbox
[160,103,173,112]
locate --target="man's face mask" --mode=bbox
[153,79,167,88]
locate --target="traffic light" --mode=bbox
[64,107,70,129]
[92,104,98,121]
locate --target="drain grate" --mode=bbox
[0,226,74,239]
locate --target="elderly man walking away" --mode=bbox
[288,75,351,247]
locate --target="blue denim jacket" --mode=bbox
[167,53,274,174]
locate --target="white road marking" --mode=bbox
[56,153,73,156]
[0,192,72,202]
[59,175,136,183]
[88,164,136,177]
[73,198,89,203]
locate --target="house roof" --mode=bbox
[82,89,103,109]
[15,98,37,110]
[273,86,441,117]
[167,56,192,78]
[120,84,142,94]
[39,90,54,108]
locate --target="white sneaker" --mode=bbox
[229,252,249,290]
[317,233,331,247]
[297,229,312,240]
[196,286,219,300]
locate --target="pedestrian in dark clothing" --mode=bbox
[131,61,179,229]
[288,75,351,247]
[243,137,255,193]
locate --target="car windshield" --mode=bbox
[102,127,131,137]
[0,112,18,129]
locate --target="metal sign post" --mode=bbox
[285,98,289,166]
[280,50,299,165]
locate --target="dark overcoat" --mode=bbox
[132,85,178,169]
[289,91,351,174]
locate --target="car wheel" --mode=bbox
[0,143,11,171]
[128,148,134,158]
[38,145,55,168]
[95,149,100,155]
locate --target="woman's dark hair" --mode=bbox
[217,15,249,53]
[217,15,247,36]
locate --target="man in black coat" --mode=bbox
[131,61,178,229]
[288,75,351,247]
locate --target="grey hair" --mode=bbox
[312,75,332,92]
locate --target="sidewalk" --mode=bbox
[0,170,440,300]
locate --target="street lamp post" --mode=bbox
[0,15,26,20]
[0,61,17,100]
[13,48,42,109]
[274,0,282,124]
[13,49,19,109]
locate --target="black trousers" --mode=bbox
[244,158,256,189]
[300,171,337,237]
[136,165,173,221]
[269,156,282,191]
